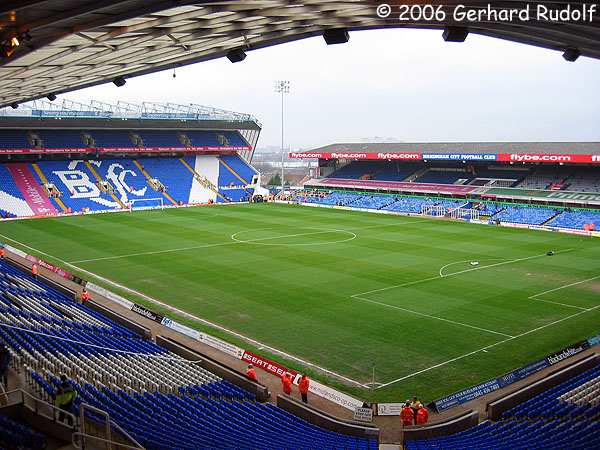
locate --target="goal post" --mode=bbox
[127,197,165,211]
[421,205,446,217]
[450,208,480,221]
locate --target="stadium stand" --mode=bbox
[298,191,600,229]
[493,206,560,225]
[327,161,422,181]
[0,414,47,450]
[564,169,600,193]
[547,211,600,230]
[85,130,134,148]
[406,363,600,450]
[37,130,85,149]
[0,130,30,149]
[0,155,257,216]
[517,167,569,190]
[0,259,377,450]
[413,168,469,185]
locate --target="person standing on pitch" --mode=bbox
[298,374,310,403]
[282,373,293,396]
[246,364,257,382]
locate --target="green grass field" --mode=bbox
[1,203,599,403]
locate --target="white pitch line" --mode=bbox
[529,275,600,299]
[526,274,600,311]
[527,297,590,311]
[69,228,353,263]
[352,249,574,298]
[0,232,370,389]
[352,294,514,338]
[376,302,600,389]
[438,259,508,278]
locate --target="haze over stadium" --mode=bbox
[1,2,600,449]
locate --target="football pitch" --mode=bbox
[1,203,599,403]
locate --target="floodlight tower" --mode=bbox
[274,80,290,195]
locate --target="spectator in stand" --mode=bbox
[298,374,310,403]
[400,401,414,426]
[246,364,257,382]
[282,373,293,396]
[416,404,429,425]
[410,396,422,425]
[0,343,10,389]
[31,264,38,278]
[55,375,77,426]
[0,246,5,259]
[80,288,90,304]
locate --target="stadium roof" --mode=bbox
[306,142,600,155]
[1,1,600,108]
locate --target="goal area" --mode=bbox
[127,198,165,211]
[421,206,480,221]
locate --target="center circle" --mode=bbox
[230,228,357,246]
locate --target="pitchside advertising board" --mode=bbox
[434,335,599,412]
[289,152,600,164]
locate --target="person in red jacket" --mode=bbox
[0,247,5,259]
[80,288,90,304]
[282,373,293,395]
[246,364,257,382]
[400,402,414,426]
[31,264,38,278]
[298,374,310,403]
[416,405,429,425]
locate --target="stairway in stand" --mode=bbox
[31,163,68,212]
[132,159,178,205]
[83,161,127,209]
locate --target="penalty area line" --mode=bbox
[351,295,514,338]
[376,302,600,389]
[0,232,369,389]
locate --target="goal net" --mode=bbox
[128,198,165,211]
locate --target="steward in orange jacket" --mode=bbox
[416,406,429,425]
[0,247,5,259]
[282,373,293,395]
[298,374,310,403]
[31,264,38,277]
[246,365,257,382]
[80,289,90,303]
[400,404,414,426]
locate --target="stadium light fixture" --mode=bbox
[323,29,349,45]
[563,47,580,62]
[274,80,290,195]
[113,76,126,87]
[227,48,247,63]
[443,26,469,42]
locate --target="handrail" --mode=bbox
[1,388,77,428]
[72,432,144,450]
[78,403,144,450]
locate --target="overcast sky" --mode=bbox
[67,28,600,150]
